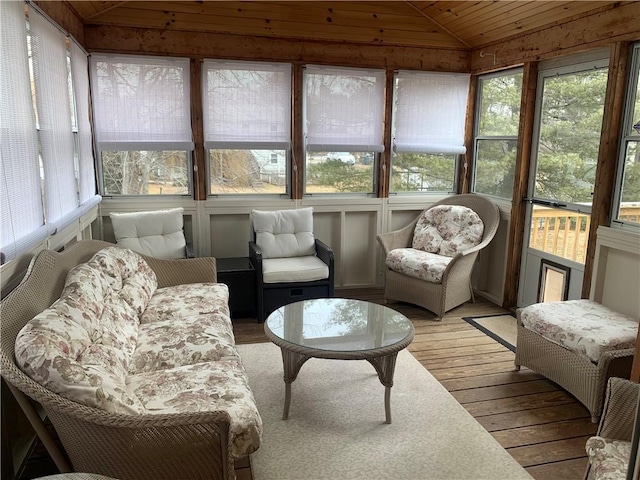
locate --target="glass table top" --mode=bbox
[264,298,414,353]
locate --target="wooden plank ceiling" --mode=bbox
[66,1,620,50]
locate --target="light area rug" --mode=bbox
[237,342,532,480]
[462,314,518,352]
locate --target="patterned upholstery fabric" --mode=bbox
[412,205,484,258]
[586,436,631,480]
[519,300,638,363]
[385,248,452,283]
[128,358,262,458]
[15,246,262,458]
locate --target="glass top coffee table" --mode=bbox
[264,298,415,424]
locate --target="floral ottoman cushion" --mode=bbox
[519,300,638,362]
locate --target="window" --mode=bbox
[91,54,193,195]
[203,60,291,195]
[1,2,98,264]
[1,0,49,263]
[392,71,470,193]
[613,43,640,227]
[472,69,523,199]
[304,66,384,194]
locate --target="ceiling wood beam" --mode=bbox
[405,1,471,49]
[83,1,130,21]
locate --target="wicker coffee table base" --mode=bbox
[279,348,400,424]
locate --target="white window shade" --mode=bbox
[70,41,99,205]
[394,71,470,155]
[203,60,291,149]
[0,0,50,262]
[30,9,79,227]
[91,54,193,150]
[305,66,385,152]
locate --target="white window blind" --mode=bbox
[305,66,385,152]
[30,9,79,227]
[70,41,99,207]
[203,60,292,149]
[91,54,193,151]
[0,0,50,263]
[394,71,470,155]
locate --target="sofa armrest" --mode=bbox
[140,255,218,287]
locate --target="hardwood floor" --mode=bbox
[233,288,596,480]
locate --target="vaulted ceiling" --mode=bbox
[65,1,623,50]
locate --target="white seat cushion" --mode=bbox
[252,208,316,259]
[385,248,452,283]
[519,300,638,362]
[262,256,329,284]
[110,208,186,259]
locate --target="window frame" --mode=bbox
[302,65,385,196]
[203,60,292,197]
[612,42,640,229]
[390,70,470,195]
[471,67,524,201]
[91,54,194,197]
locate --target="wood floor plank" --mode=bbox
[428,360,519,380]
[410,334,502,351]
[441,369,544,391]
[508,436,593,467]
[526,457,590,480]
[464,391,578,417]
[420,351,517,370]
[492,419,598,448]
[452,379,560,404]
[410,342,508,360]
[477,404,592,432]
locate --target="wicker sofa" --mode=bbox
[0,240,261,480]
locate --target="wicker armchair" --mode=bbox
[0,240,237,480]
[584,377,639,479]
[376,194,500,320]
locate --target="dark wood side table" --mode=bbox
[216,257,256,321]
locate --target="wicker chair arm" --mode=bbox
[376,219,418,257]
[140,255,217,287]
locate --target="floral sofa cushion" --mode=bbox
[385,248,452,283]
[140,282,230,324]
[586,436,631,480]
[128,358,262,459]
[519,300,638,363]
[412,205,484,257]
[15,247,156,414]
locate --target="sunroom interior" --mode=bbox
[1,1,640,479]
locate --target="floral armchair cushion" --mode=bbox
[412,205,484,258]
